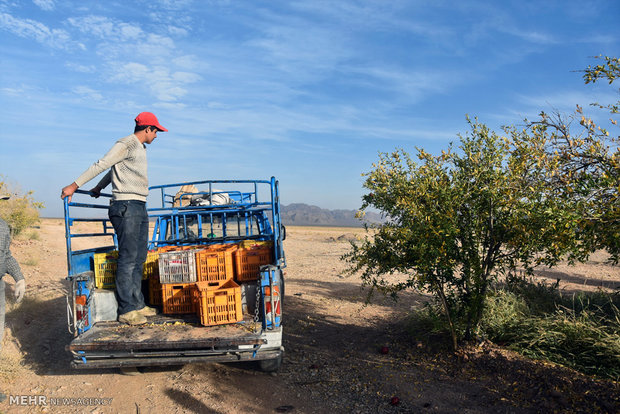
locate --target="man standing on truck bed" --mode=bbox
[60,112,167,325]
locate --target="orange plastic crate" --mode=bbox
[233,246,272,282]
[149,275,163,306]
[194,280,242,326]
[162,283,196,314]
[157,246,179,252]
[196,244,237,287]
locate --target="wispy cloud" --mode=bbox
[1,86,25,97]
[576,34,618,45]
[72,86,104,102]
[110,63,202,101]
[33,0,55,11]
[247,20,350,78]
[345,65,464,102]
[172,55,203,70]
[292,1,455,42]
[66,16,177,62]
[67,15,143,42]
[500,27,557,45]
[0,12,81,50]
[515,90,616,113]
[167,25,188,37]
[65,62,96,73]
[64,15,202,102]
[481,89,619,128]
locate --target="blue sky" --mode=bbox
[1,0,618,217]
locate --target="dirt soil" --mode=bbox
[0,220,619,413]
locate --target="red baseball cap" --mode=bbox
[135,112,168,132]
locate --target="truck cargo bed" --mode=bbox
[68,314,264,352]
[67,314,280,369]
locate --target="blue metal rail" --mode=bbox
[63,177,286,278]
[64,189,117,277]
[147,178,285,267]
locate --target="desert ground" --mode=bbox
[0,219,618,413]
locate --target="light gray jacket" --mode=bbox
[0,218,24,282]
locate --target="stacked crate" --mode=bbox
[152,244,247,326]
[158,249,200,283]
[196,244,237,286]
[144,250,162,306]
[93,245,251,326]
[193,244,241,325]
[156,248,198,314]
[194,279,242,326]
[97,242,274,326]
[233,243,273,282]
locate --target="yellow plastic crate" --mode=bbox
[93,251,118,289]
[194,280,242,326]
[238,240,273,249]
[143,250,159,280]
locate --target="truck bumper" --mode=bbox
[70,347,283,369]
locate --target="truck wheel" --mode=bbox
[258,353,282,372]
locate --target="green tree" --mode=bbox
[345,56,619,349]
[0,176,44,237]
[528,55,619,262]
[344,119,581,350]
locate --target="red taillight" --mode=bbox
[264,286,281,317]
[75,295,89,326]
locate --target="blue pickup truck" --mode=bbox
[63,178,286,371]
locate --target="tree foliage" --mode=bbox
[529,54,619,261]
[582,55,620,85]
[344,119,584,349]
[345,57,619,350]
[0,176,44,237]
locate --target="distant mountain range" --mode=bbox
[280,203,383,227]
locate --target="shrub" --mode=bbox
[0,177,44,237]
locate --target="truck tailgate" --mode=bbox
[69,314,263,351]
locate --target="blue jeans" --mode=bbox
[109,200,148,315]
